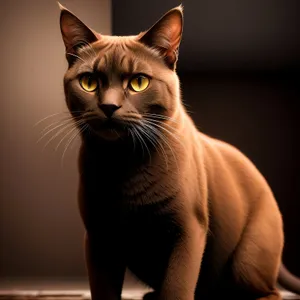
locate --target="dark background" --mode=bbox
[113,0,300,275]
[0,0,299,283]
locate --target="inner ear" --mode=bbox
[138,6,183,70]
[59,4,98,57]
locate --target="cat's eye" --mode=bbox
[80,74,98,92]
[129,75,150,92]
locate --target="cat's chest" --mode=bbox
[122,203,183,286]
[82,159,181,237]
[121,197,183,248]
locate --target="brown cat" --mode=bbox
[58,3,300,300]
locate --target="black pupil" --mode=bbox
[88,76,93,87]
[137,76,143,87]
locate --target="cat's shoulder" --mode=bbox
[199,132,244,157]
[197,132,270,192]
[198,132,261,174]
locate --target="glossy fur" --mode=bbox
[58,3,300,300]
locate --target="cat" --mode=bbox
[58,3,300,300]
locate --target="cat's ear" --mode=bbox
[138,5,183,70]
[58,2,98,57]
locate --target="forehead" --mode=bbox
[78,36,158,76]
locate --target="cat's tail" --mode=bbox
[277,263,300,295]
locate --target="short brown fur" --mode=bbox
[58,3,300,300]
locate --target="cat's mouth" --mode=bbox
[86,118,129,140]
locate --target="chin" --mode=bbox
[89,127,128,141]
[96,129,123,141]
[86,119,129,141]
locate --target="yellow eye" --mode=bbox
[129,75,150,92]
[80,74,98,92]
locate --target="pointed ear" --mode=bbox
[58,2,98,58]
[138,5,183,70]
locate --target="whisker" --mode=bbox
[139,123,169,171]
[183,107,194,115]
[60,124,88,167]
[135,126,152,164]
[59,128,79,157]
[113,129,121,139]
[137,125,158,157]
[66,53,90,65]
[41,125,71,151]
[37,119,75,144]
[128,128,136,153]
[132,126,145,159]
[142,122,180,175]
[143,113,179,124]
[37,115,83,140]
[143,116,187,149]
[55,120,85,152]
[145,116,178,132]
[40,116,76,135]
[70,125,87,150]
[143,119,187,152]
[142,123,169,171]
[70,134,81,150]
[34,111,75,127]
[42,119,84,150]
[181,101,195,114]
[74,39,97,58]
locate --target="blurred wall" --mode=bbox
[112,0,300,72]
[0,0,299,282]
[0,0,111,278]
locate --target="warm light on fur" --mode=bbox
[59,3,300,300]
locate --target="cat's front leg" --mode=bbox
[84,231,126,300]
[158,217,207,300]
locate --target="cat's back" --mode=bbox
[199,132,269,195]
[196,132,276,222]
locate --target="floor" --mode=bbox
[0,277,150,300]
[0,278,299,300]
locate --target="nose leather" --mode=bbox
[99,104,121,118]
[99,88,123,118]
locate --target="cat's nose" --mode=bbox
[99,104,121,118]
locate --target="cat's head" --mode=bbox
[59,3,183,142]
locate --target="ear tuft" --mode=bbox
[57,2,65,11]
[173,4,184,15]
[138,6,184,70]
[59,4,98,62]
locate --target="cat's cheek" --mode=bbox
[65,89,88,113]
[71,83,96,105]
[128,93,146,112]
